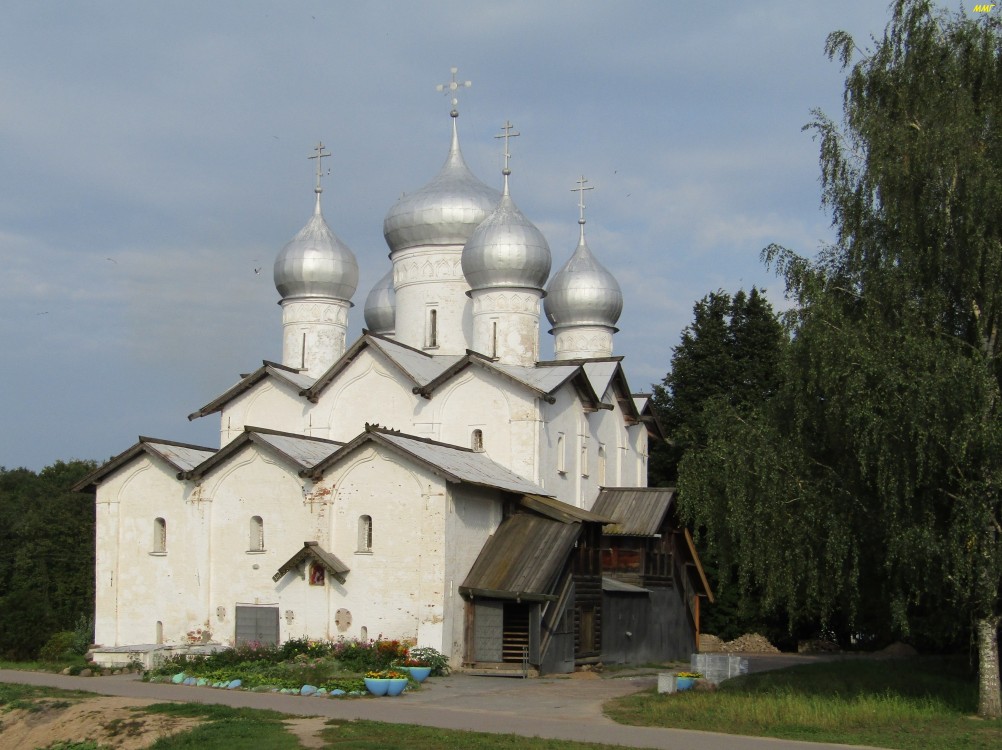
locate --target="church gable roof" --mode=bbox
[312,424,549,496]
[71,437,218,492]
[632,392,666,440]
[304,332,463,401]
[273,541,350,584]
[182,426,343,480]
[460,513,581,601]
[188,361,314,421]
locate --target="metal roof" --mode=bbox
[491,363,580,394]
[71,436,218,492]
[373,430,548,496]
[368,336,463,386]
[273,541,350,584]
[582,360,619,402]
[188,361,313,420]
[591,487,675,536]
[460,513,581,601]
[253,430,342,469]
[185,427,342,480]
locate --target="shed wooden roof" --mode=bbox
[591,487,675,536]
[460,514,581,601]
[273,541,350,584]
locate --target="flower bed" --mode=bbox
[143,638,447,698]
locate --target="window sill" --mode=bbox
[355,550,373,555]
[246,550,267,554]
[149,551,167,557]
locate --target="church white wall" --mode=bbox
[326,445,450,648]
[199,448,320,644]
[94,456,210,648]
[218,380,308,447]
[313,352,420,442]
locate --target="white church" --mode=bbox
[76,78,712,674]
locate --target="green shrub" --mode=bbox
[407,646,450,676]
[39,631,78,662]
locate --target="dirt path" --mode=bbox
[0,695,200,750]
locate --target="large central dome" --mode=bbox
[383,115,500,254]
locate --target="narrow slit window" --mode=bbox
[490,320,498,358]
[153,517,167,553]
[426,308,438,348]
[358,515,372,552]
[249,515,264,551]
[557,434,566,473]
[598,445,607,485]
[471,429,484,452]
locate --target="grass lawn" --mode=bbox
[605,656,1002,750]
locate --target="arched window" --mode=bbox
[155,621,163,645]
[490,320,498,359]
[153,517,167,553]
[556,434,566,474]
[471,429,484,452]
[358,515,372,552]
[598,444,607,485]
[581,443,589,477]
[249,516,264,551]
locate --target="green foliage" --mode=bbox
[39,631,80,662]
[606,657,1001,750]
[0,461,97,660]
[676,0,1002,716]
[651,288,786,638]
[405,646,450,676]
[651,287,784,485]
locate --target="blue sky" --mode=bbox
[1,1,902,470]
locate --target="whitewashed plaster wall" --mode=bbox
[326,445,449,647]
[94,456,211,647]
[312,352,420,441]
[200,447,319,644]
[217,380,309,447]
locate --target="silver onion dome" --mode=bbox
[363,268,396,334]
[274,194,359,301]
[462,191,552,291]
[383,115,501,254]
[544,236,623,328]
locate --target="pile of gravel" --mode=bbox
[700,633,780,653]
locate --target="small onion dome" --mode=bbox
[544,237,622,328]
[462,192,552,291]
[274,194,359,301]
[363,268,396,334]
[383,116,501,254]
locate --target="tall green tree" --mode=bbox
[651,288,786,639]
[679,1,1002,717]
[0,460,96,659]
[651,288,784,486]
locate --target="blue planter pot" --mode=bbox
[406,666,432,683]
[363,678,390,696]
[675,677,695,692]
[386,678,408,696]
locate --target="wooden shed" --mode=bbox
[460,494,610,675]
[592,487,713,663]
